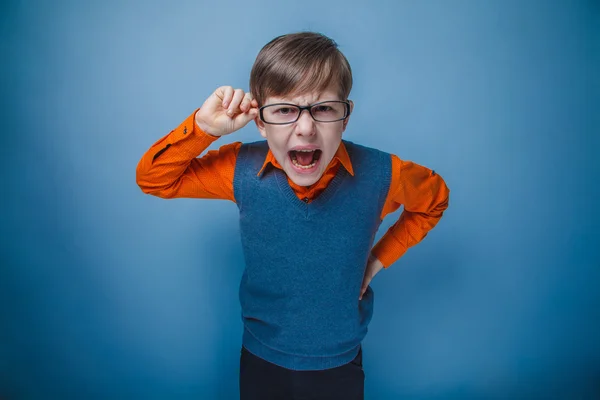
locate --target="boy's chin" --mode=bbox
[285,167,323,187]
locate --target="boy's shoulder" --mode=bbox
[239,139,269,151]
[341,141,393,173]
[341,140,389,155]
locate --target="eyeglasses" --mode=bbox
[259,100,351,125]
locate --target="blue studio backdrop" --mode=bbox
[1,1,598,398]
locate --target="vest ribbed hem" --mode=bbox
[242,327,360,371]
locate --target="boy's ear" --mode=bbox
[342,100,354,131]
[255,116,267,138]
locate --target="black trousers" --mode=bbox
[239,346,365,400]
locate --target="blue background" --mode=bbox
[2,0,599,398]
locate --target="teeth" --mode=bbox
[289,149,319,170]
[291,158,317,169]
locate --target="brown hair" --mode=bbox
[249,32,353,106]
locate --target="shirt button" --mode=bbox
[303,197,309,203]
[183,126,188,134]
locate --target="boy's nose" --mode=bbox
[294,109,316,136]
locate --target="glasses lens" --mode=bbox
[310,101,347,122]
[262,101,348,124]
[262,105,300,124]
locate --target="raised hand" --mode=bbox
[195,86,259,137]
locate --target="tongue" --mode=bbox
[296,151,314,166]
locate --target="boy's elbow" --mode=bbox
[135,173,179,199]
[135,163,153,194]
[136,182,174,198]
[436,173,450,200]
[136,177,155,196]
[431,175,450,214]
[136,180,154,196]
[136,166,164,197]
[437,180,450,210]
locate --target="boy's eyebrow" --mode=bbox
[265,98,340,106]
[269,93,323,105]
[272,98,313,105]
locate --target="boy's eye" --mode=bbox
[313,105,333,113]
[274,107,298,115]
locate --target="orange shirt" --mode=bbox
[136,110,450,268]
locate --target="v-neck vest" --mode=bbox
[233,140,392,370]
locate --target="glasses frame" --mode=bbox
[259,100,351,125]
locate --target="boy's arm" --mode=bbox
[136,86,259,200]
[371,155,450,268]
[135,109,240,200]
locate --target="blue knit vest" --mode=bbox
[233,140,392,370]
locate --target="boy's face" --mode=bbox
[256,85,353,187]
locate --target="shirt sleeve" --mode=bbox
[371,154,450,268]
[135,109,241,202]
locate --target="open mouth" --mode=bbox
[288,149,322,170]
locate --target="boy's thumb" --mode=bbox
[235,109,258,126]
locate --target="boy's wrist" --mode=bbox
[194,110,221,138]
[168,109,220,159]
[370,246,396,269]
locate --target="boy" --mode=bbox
[136,32,449,400]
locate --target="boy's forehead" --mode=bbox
[264,86,341,105]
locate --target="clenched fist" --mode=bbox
[195,86,259,137]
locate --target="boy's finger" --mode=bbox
[227,89,245,116]
[218,86,234,108]
[240,92,254,112]
[233,108,258,126]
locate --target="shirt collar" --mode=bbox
[257,141,355,178]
